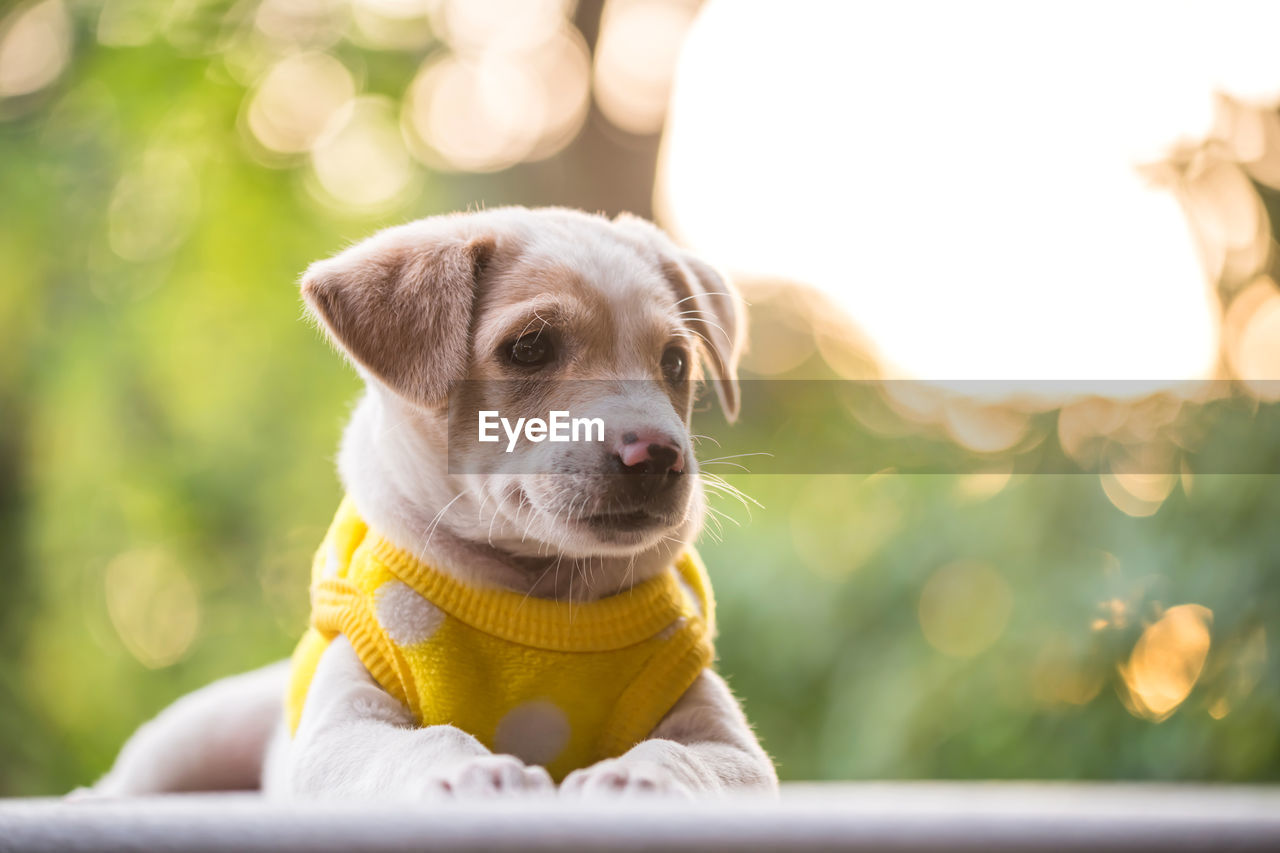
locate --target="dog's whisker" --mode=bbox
[675,311,731,345]
[568,560,576,620]
[515,310,553,343]
[696,451,774,475]
[699,452,774,464]
[486,490,506,547]
[623,552,637,598]
[702,501,728,532]
[678,326,719,355]
[701,472,764,510]
[519,558,559,610]
[674,308,725,324]
[699,461,752,472]
[703,502,740,531]
[516,482,546,547]
[375,413,416,441]
[689,433,722,448]
[678,290,740,303]
[701,504,721,532]
[581,557,595,600]
[701,483,760,527]
[702,486,758,519]
[475,486,494,523]
[413,491,467,563]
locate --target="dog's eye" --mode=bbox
[660,346,687,383]
[508,333,554,367]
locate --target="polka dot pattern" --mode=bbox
[322,543,342,578]
[657,616,687,641]
[493,700,571,767]
[677,575,701,618]
[375,580,445,646]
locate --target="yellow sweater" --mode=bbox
[286,498,716,781]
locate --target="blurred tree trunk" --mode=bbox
[437,0,671,220]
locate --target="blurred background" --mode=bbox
[1,0,1279,794]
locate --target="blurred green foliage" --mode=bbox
[1,2,1277,796]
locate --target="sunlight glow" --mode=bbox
[658,1,1280,389]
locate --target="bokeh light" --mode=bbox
[255,0,348,50]
[244,52,355,156]
[349,0,433,50]
[104,549,201,670]
[917,560,1013,658]
[1232,289,1280,400]
[95,0,165,47]
[402,25,590,172]
[107,149,201,263]
[0,0,71,101]
[952,469,1015,503]
[1118,604,1213,722]
[433,0,569,54]
[593,0,697,135]
[940,401,1029,455]
[402,52,538,173]
[790,475,904,578]
[310,95,417,211]
[736,285,818,376]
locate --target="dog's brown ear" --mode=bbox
[301,225,495,406]
[666,253,744,421]
[614,214,745,422]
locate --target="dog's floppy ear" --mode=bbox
[301,224,495,406]
[670,253,744,421]
[613,214,745,422]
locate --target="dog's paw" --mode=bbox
[428,754,554,799]
[560,759,694,799]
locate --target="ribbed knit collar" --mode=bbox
[340,499,694,653]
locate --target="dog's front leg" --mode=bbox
[561,669,778,798]
[275,636,553,800]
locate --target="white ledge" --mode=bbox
[2,783,1278,852]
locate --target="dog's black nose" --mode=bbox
[614,429,684,475]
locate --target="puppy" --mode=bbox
[89,207,777,799]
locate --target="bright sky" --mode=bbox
[658,1,1280,386]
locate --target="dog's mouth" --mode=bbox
[580,507,666,532]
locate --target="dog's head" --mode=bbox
[300,208,742,560]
